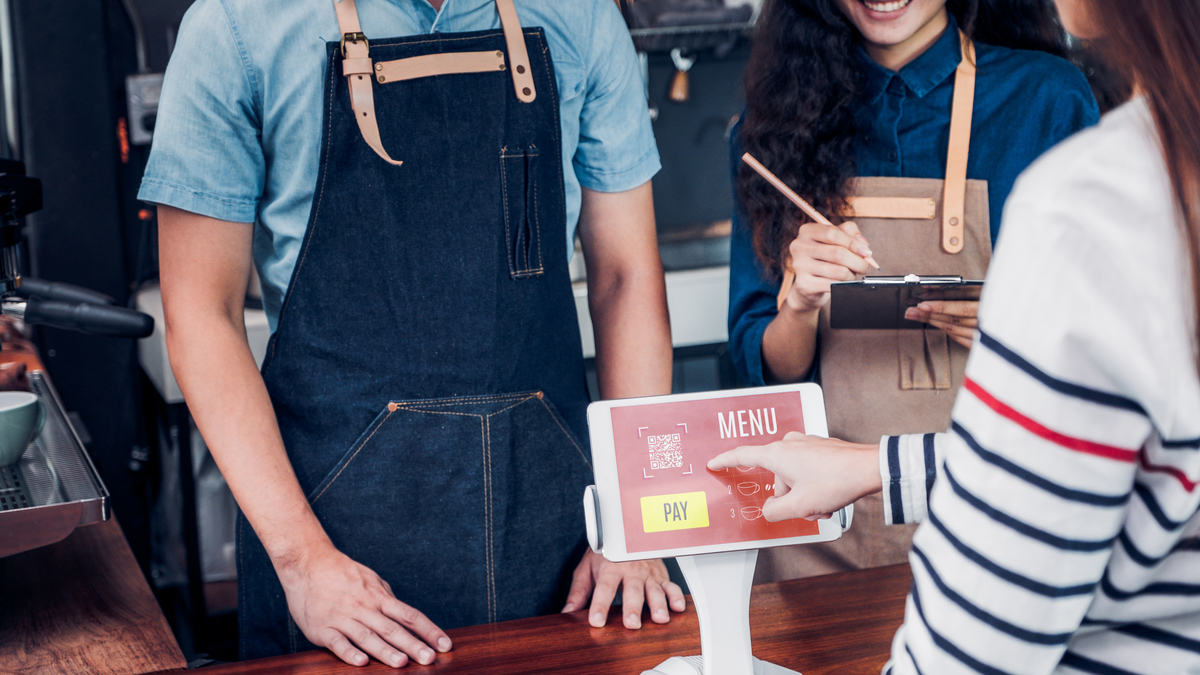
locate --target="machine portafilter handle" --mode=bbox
[8,297,154,338]
[15,278,115,306]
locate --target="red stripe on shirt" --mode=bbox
[962,377,1139,463]
[1139,453,1199,492]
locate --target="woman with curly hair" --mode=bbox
[727,0,1099,580]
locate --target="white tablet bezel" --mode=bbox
[587,383,843,563]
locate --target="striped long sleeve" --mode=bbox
[883,99,1200,675]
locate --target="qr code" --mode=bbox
[647,434,682,470]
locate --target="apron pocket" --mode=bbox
[898,328,952,391]
[501,147,543,279]
[303,391,591,628]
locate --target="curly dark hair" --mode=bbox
[738,0,1070,274]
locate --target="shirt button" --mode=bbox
[888,151,898,161]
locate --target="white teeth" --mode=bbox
[862,0,911,12]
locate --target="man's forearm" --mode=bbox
[165,309,333,574]
[588,268,672,399]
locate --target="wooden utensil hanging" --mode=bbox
[669,48,695,103]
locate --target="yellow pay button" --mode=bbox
[640,491,710,533]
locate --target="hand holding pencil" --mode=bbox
[741,153,881,311]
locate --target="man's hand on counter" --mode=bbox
[279,546,452,668]
[561,551,686,629]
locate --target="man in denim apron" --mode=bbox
[142,0,682,666]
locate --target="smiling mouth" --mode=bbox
[859,0,912,12]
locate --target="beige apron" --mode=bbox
[755,35,993,583]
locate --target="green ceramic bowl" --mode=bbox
[0,392,45,466]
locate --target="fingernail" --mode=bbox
[563,603,575,612]
[918,302,932,311]
[655,609,668,621]
[419,649,433,664]
[591,611,605,626]
[438,637,452,651]
[391,654,403,667]
[356,654,367,666]
[627,614,641,628]
[855,244,872,257]
[904,308,916,319]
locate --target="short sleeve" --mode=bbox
[571,1,660,192]
[138,0,264,223]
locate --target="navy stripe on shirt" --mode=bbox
[1161,436,1200,450]
[945,466,1116,552]
[1100,568,1200,600]
[952,421,1129,507]
[1118,532,1200,567]
[923,433,937,503]
[1134,482,1194,532]
[909,582,1011,675]
[911,545,1074,644]
[889,435,905,525]
[1058,651,1141,675]
[978,330,1147,415]
[1114,623,1200,655]
[928,510,1096,597]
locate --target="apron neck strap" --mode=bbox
[941,32,976,255]
[331,0,537,166]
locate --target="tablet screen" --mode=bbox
[610,391,820,554]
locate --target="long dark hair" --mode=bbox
[738,0,1069,274]
[1088,0,1200,358]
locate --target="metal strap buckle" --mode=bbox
[340,31,368,58]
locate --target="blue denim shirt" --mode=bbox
[139,0,659,331]
[728,21,1100,386]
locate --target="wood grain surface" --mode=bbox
[149,564,911,675]
[0,518,187,675]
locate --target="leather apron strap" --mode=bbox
[941,34,976,254]
[332,0,537,166]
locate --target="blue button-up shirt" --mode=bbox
[139,0,659,332]
[728,20,1099,386]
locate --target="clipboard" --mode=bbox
[830,274,983,330]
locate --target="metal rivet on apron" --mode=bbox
[378,76,387,82]
[523,87,531,96]
[950,217,959,226]
[950,237,960,246]
[499,63,506,70]
[536,391,544,400]
[375,63,383,71]
[516,65,525,74]
[496,50,503,57]
[387,402,398,412]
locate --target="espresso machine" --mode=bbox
[0,159,153,338]
[0,158,154,559]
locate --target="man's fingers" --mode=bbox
[588,566,621,627]
[381,598,451,654]
[346,617,424,668]
[664,580,686,612]
[644,578,671,624]
[321,628,372,667]
[761,495,797,522]
[562,557,595,613]
[621,576,647,629]
[708,445,771,471]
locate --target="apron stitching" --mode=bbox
[310,410,394,504]
[531,179,543,270]
[500,149,515,274]
[535,398,591,469]
[485,397,538,417]
[392,394,535,408]
[267,49,338,367]
[482,415,496,623]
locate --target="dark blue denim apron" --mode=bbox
[236,0,593,659]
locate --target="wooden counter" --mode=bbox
[149,564,911,675]
[0,518,187,674]
[0,347,187,675]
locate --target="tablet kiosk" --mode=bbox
[583,384,850,675]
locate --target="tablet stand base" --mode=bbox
[640,549,800,675]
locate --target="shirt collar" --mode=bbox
[859,14,962,104]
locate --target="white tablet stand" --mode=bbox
[641,550,799,675]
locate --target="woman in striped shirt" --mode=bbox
[711,0,1200,672]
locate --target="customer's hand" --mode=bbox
[782,221,874,313]
[562,550,685,629]
[708,431,881,521]
[279,546,451,668]
[905,300,978,348]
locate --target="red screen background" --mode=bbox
[611,391,820,553]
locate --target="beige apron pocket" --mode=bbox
[898,328,952,391]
